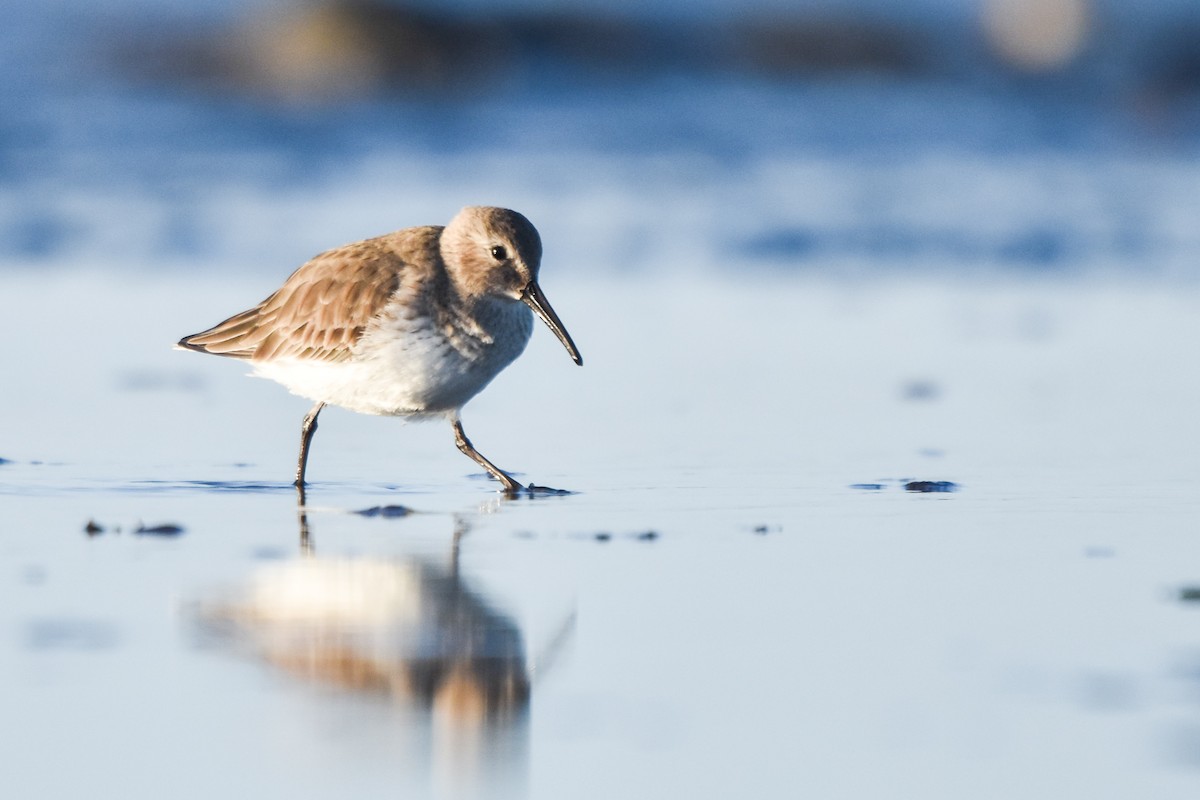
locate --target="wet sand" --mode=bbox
[2,271,1200,797]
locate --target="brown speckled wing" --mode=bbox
[178,230,436,362]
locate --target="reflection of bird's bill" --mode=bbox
[527,608,577,683]
[522,282,583,366]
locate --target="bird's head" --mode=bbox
[442,206,582,366]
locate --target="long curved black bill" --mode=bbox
[522,282,582,366]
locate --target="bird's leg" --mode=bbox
[452,417,524,495]
[295,401,325,492]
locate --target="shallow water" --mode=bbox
[3,272,1200,798]
[5,0,1200,794]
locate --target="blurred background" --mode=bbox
[6,0,1200,279]
[7,4,1200,798]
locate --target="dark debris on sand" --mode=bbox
[849,479,960,493]
[905,481,959,493]
[1180,587,1200,603]
[85,520,187,536]
[583,530,660,543]
[135,522,186,536]
[354,505,413,518]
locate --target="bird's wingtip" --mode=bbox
[176,336,204,353]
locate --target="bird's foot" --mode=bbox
[504,482,575,497]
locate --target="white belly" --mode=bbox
[252,302,533,417]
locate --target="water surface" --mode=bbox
[4,273,1200,797]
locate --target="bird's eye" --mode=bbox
[490,245,508,261]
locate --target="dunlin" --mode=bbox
[178,206,582,495]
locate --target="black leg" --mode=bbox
[452,417,524,494]
[295,401,325,491]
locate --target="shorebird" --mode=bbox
[178,206,582,495]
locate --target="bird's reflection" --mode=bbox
[197,500,567,798]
